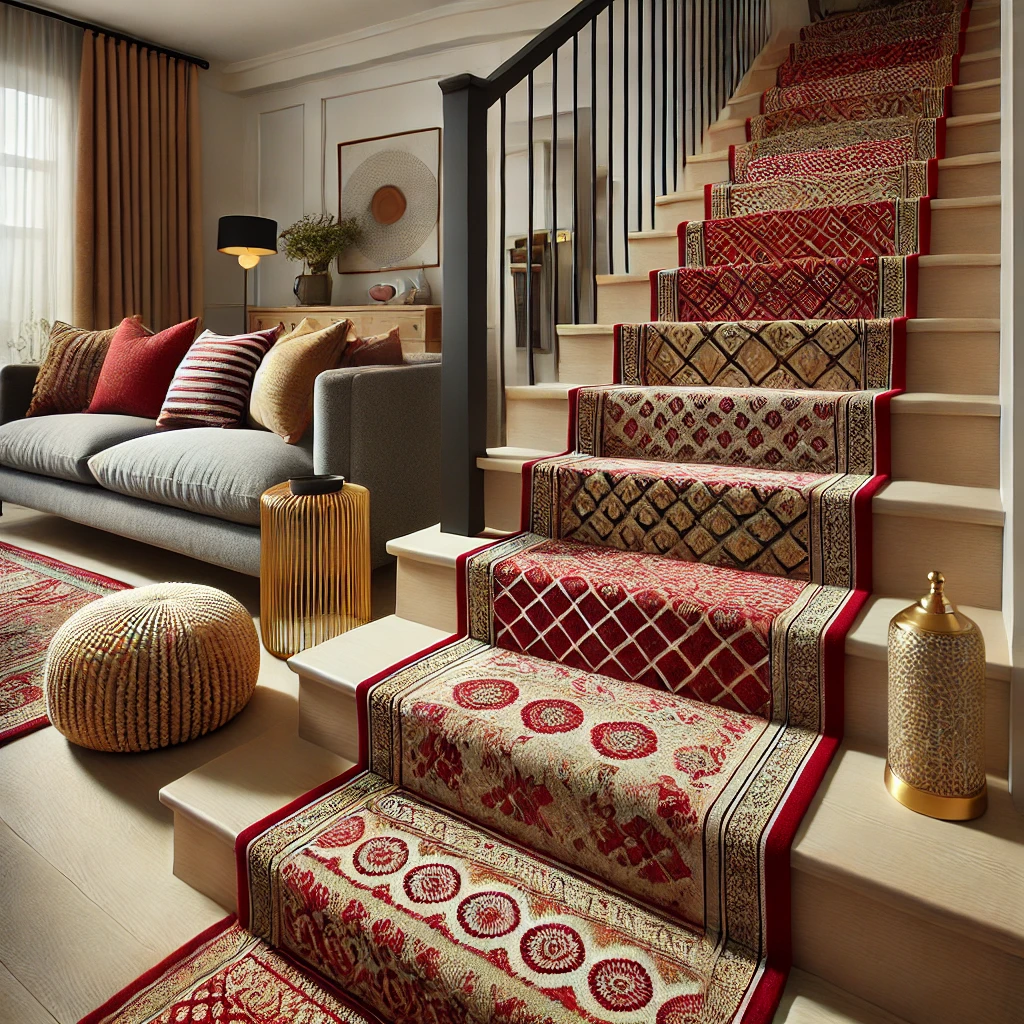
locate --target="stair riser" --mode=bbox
[505,393,999,488]
[873,514,1002,608]
[691,118,999,180]
[596,261,999,322]
[964,24,1001,54]
[395,557,463,633]
[792,873,1024,1024]
[845,655,1009,778]
[938,156,1001,196]
[170,813,236,912]
[654,194,704,231]
[477,465,1003,608]
[960,52,1000,83]
[557,327,1000,396]
[295,650,1012,780]
[632,203,1001,273]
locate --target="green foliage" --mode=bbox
[279,213,362,274]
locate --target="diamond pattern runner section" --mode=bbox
[706,160,936,218]
[368,640,768,926]
[776,33,963,88]
[761,56,957,112]
[655,255,917,322]
[682,199,928,267]
[527,454,844,580]
[731,116,943,180]
[791,11,963,62]
[747,87,949,141]
[616,319,902,392]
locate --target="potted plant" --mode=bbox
[279,213,362,306]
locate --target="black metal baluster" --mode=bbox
[623,0,630,273]
[572,33,580,324]
[649,0,656,229]
[551,50,560,351]
[699,0,707,145]
[526,71,535,385]
[499,94,507,414]
[672,0,678,192]
[606,6,614,275]
[590,14,598,308]
[661,0,667,198]
[637,0,643,233]
[688,0,696,157]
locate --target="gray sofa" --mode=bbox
[0,357,441,575]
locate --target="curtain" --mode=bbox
[74,31,203,332]
[0,6,81,365]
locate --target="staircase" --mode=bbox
[150,1,1024,1023]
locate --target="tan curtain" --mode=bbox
[73,30,203,331]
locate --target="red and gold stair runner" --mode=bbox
[83,0,971,1021]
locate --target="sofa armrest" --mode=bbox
[0,364,39,425]
[313,361,441,567]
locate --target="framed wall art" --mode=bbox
[337,126,441,275]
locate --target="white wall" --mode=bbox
[199,0,577,331]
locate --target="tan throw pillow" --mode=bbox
[26,317,140,417]
[249,318,353,443]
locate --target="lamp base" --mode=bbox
[884,762,987,821]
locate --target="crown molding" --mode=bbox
[213,0,573,95]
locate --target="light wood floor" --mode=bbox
[0,504,395,1023]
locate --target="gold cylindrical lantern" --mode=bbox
[260,476,371,658]
[886,571,987,820]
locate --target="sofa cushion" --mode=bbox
[88,428,314,526]
[0,413,159,484]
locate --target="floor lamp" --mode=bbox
[217,216,278,331]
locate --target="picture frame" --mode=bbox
[337,126,441,275]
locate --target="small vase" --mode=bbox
[293,272,332,306]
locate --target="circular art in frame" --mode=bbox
[337,127,440,274]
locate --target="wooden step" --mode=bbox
[774,970,912,1024]
[791,746,1024,1024]
[290,614,449,760]
[692,113,999,179]
[721,77,999,124]
[557,319,1000,397]
[477,449,1004,610]
[654,188,704,230]
[504,385,999,489]
[159,726,350,911]
[631,196,1000,271]
[845,594,1010,777]
[595,253,1000,322]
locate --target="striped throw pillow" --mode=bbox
[156,326,282,430]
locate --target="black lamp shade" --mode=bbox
[217,215,278,257]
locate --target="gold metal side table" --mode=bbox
[260,476,371,658]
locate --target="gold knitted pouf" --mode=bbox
[44,583,261,753]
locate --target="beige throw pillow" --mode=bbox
[248,318,353,443]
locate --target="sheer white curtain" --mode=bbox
[0,6,80,365]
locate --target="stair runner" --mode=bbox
[82,1,970,1022]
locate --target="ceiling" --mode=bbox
[39,0,457,64]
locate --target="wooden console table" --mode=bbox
[248,305,441,354]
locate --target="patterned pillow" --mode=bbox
[156,326,282,430]
[249,318,354,444]
[341,326,405,367]
[26,317,139,417]
[88,317,201,419]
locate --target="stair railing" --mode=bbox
[439,0,770,535]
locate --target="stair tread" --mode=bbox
[288,614,449,692]
[793,746,1024,958]
[159,726,350,844]
[889,391,1000,415]
[873,480,1003,525]
[386,523,492,567]
[776,970,912,1024]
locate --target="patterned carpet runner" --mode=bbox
[0,542,127,746]
[83,0,970,1020]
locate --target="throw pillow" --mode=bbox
[88,317,200,419]
[156,325,283,430]
[248,317,353,444]
[26,317,139,417]
[341,326,405,368]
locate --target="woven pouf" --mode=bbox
[44,583,261,753]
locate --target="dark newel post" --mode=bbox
[439,74,491,537]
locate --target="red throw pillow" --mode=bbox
[341,327,404,368]
[88,317,200,419]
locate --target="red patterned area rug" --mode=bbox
[79,916,386,1024]
[0,542,128,746]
